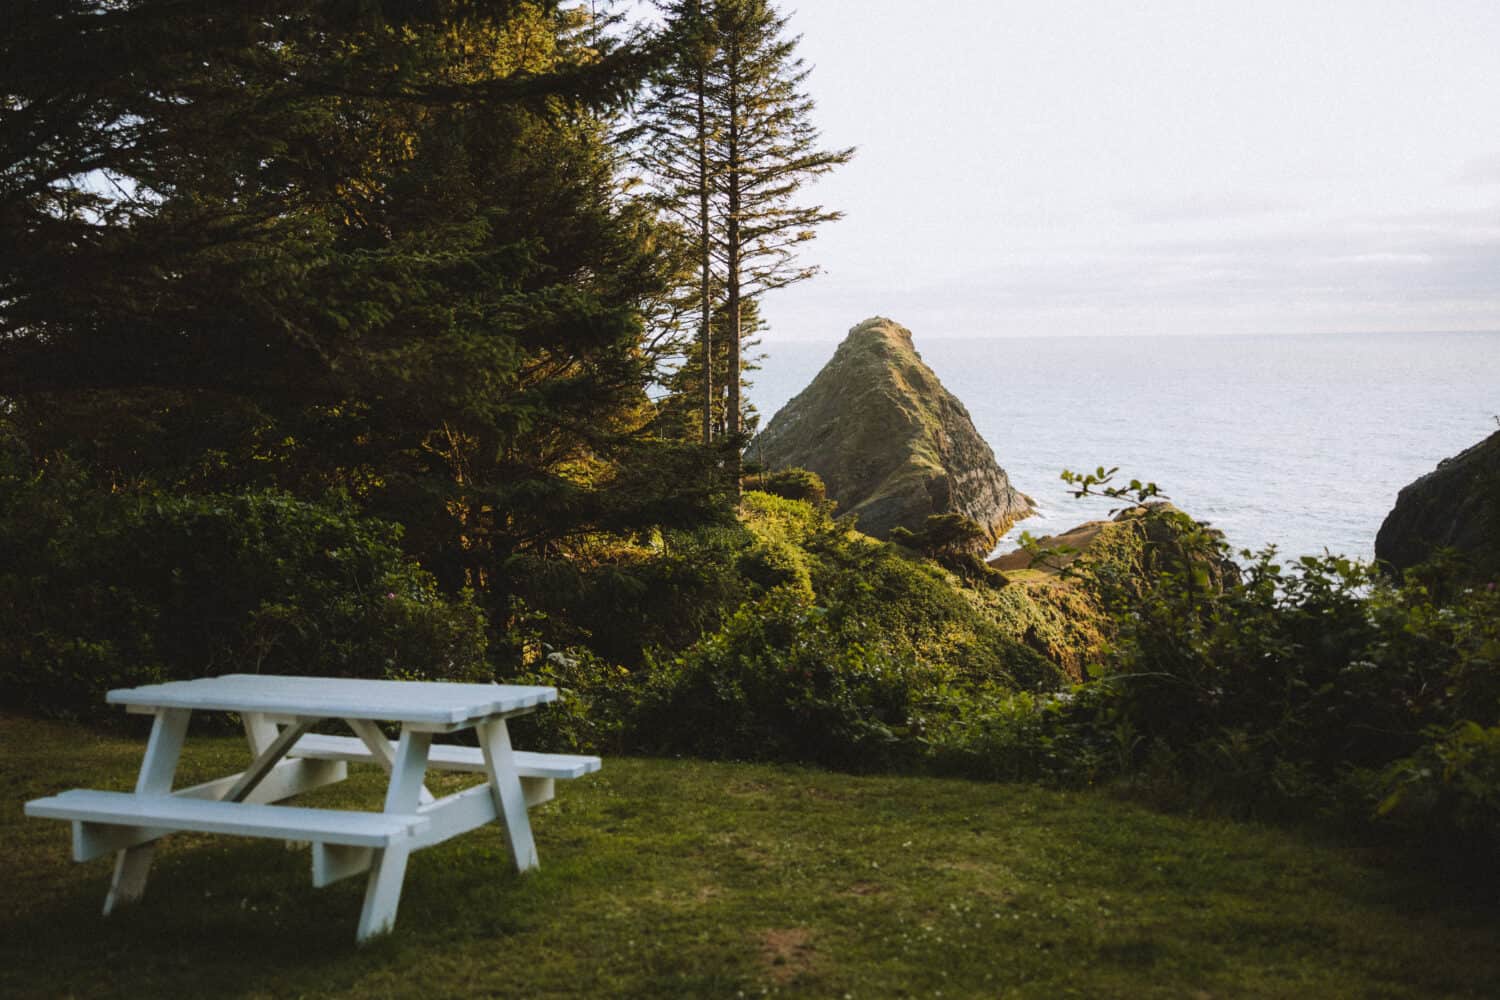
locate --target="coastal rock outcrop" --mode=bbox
[749,317,1032,552]
[1375,428,1500,578]
[990,503,1241,590]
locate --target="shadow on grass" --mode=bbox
[1,839,413,998]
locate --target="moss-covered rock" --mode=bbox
[749,317,1032,554]
[981,502,1244,681]
[991,503,1239,590]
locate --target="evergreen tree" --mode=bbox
[707,0,851,487]
[630,0,851,487]
[0,2,723,614]
[625,0,719,446]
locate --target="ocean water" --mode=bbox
[747,331,1500,561]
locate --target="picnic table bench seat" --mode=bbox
[287,734,598,807]
[288,733,601,778]
[25,788,428,848]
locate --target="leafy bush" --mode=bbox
[507,646,640,755]
[502,488,1068,695]
[735,537,813,596]
[963,577,1113,682]
[1380,721,1500,847]
[0,463,488,719]
[495,519,761,670]
[486,490,1078,766]
[638,587,932,770]
[925,684,1111,785]
[743,467,828,504]
[807,539,1062,691]
[1038,482,1500,836]
[890,513,1008,583]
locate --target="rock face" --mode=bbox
[1375,428,1500,577]
[750,317,1032,552]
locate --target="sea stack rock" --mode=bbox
[1375,428,1500,578]
[750,317,1032,552]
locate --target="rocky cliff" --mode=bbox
[1375,428,1500,577]
[749,317,1032,552]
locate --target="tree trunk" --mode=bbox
[694,2,712,447]
[725,34,743,497]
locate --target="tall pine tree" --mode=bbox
[707,0,851,487]
[629,0,851,484]
[625,0,719,446]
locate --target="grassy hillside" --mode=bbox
[5,715,1499,998]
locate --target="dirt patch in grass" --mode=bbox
[799,784,847,801]
[726,779,773,797]
[758,927,817,985]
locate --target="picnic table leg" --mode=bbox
[103,708,190,916]
[478,717,539,873]
[242,712,280,755]
[356,727,431,943]
[346,718,435,804]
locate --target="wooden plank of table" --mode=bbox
[106,675,557,729]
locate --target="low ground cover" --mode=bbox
[4,715,1498,998]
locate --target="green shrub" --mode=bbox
[1380,721,1500,847]
[498,523,755,668]
[638,587,931,770]
[1048,487,1500,833]
[925,684,1110,785]
[735,538,813,596]
[0,465,488,719]
[740,488,833,545]
[507,646,640,755]
[809,540,1062,691]
[963,576,1112,682]
[744,467,827,505]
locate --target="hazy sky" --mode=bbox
[716,1,1500,340]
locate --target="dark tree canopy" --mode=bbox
[0,0,724,600]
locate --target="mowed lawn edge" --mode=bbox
[2,714,1497,999]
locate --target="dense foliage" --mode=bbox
[953,498,1500,851]
[510,486,1500,856]
[0,451,486,719]
[1,0,724,635]
[500,487,1082,765]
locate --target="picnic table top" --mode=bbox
[106,674,557,726]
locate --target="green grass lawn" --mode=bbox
[3,714,1497,999]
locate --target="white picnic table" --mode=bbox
[24,674,600,943]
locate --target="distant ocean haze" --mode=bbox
[748,331,1500,561]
